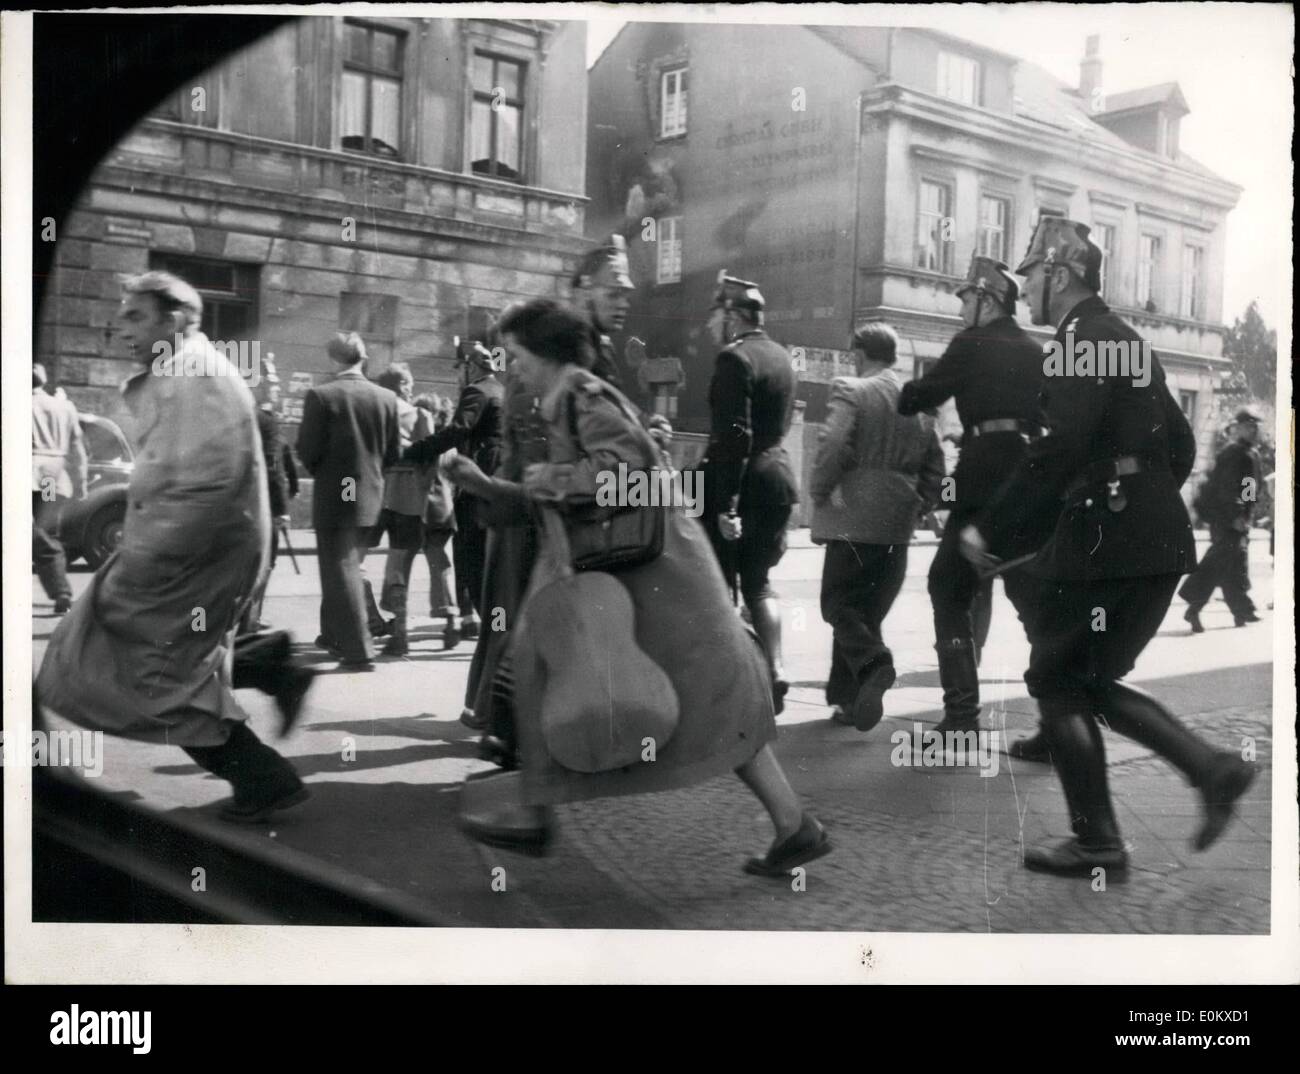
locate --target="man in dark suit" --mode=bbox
[1179,409,1265,631]
[701,272,799,702]
[296,332,400,669]
[898,255,1047,746]
[961,217,1257,878]
[405,337,503,644]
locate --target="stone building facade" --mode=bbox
[586,25,1242,516]
[40,15,589,443]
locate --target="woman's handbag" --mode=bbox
[561,385,665,572]
[513,508,680,773]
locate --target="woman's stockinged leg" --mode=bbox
[735,744,804,840]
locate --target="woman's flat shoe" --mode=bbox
[744,814,832,877]
[458,807,553,857]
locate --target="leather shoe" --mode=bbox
[442,621,462,650]
[314,634,344,656]
[370,618,393,638]
[381,636,410,657]
[1008,730,1053,764]
[478,734,517,770]
[338,657,376,672]
[1234,612,1261,626]
[219,784,311,824]
[829,705,852,726]
[274,667,316,737]
[850,662,895,732]
[460,705,489,731]
[458,806,552,856]
[1194,753,1258,850]
[744,814,832,877]
[1184,607,1205,634]
[462,618,481,641]
[53,595,73,615]
[1024,837,1129,878]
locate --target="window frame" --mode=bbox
[659,66,688,139]
[936,50,981,106]
[916,177,955,275]
[1178,389,1198,425]
[1138,231,1163,309]
[977,192,1011,264]
[340,19,406,160]
[470,50,527,183]
[1091,218,1120,303]
[1180,242,1204,320]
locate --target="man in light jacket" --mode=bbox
[37,271,308,823]
[32,363,88,613]
[810,321,945,732]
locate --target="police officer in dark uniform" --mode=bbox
[569,234,643,403]
[405,337,504,646]
[899,254,1047,743]
[701,272,799,699]
[960,217,1257,877]
[1179,409,1265,631]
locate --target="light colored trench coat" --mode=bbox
[36,333,270,747]
[505,365,777,806]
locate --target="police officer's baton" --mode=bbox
[278,519,301,575]
[977,551,1037,580]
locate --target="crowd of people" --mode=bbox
[33,215,1267,882]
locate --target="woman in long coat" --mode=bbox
[448,299,830,876]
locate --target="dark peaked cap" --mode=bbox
[712,270,765,313]
[572,234,635,289]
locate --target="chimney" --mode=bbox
[1079,34,1102,103]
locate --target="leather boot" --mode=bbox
[934,637,981,733]
[1024,706,1128,877]
[749,595,789,709]
[1096,681,1257,849]
[183,723,308,823]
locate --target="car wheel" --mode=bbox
[82,504,126,569]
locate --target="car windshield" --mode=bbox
[81,420,129,464]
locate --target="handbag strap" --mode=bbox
[538,506,576,579]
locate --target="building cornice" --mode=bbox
[862,84,1242,211]
[137,119,590,207]
[1087,189,1132,212]
[1135,201,1218,232]
[90,162,593,258]
[909,144,1022,183]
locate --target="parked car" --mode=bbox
[57,414,133,568]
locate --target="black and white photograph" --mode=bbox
[2,2,1296,991]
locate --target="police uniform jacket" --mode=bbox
[898,315,1046,515]
[704,328,799,511]
[976,296,1197,580]
[406,372,503,479]
[1194,440,1263,528]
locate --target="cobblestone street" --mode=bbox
[31,530,1279,933]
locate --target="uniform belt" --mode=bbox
[1064,455,1148,498]
[969,419,1045,438]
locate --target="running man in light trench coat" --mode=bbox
[36,272,309,823]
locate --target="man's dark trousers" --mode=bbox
[1178,523,1255,619]
[32,492,71,601]
[316,526,374,661]
[821,539,908,707]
